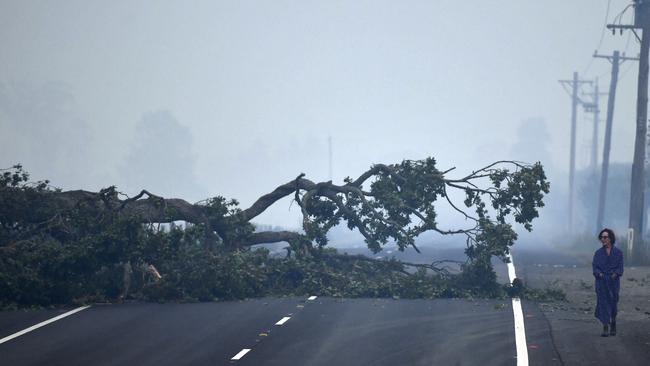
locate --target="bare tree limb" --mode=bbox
[246,231,305,245]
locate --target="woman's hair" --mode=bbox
[598,228,616,244]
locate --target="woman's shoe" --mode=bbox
[601,324,609,337]
[610,322,616,336]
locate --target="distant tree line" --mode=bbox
[575,163,650,238]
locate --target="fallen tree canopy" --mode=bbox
[0,158,553,307]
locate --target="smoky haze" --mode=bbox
[0,1,640,246]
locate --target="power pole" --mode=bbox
[559,72,592,234]
[582,79,603,173]
[594,51,639,232]
[608,0,650,261]
[592,81,601,173]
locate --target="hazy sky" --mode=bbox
[0,0,642,229]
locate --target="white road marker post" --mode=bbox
[506,253,529,366]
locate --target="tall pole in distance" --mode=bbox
[582,80,604,174]
[595,51,640,232]
[629,26,649,261]
[594,51,620,231]
[569,72,578,235]
[559,73,592,234]
[597,57,617,232]
[592,80,600,172]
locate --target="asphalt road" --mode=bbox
[0,297,559,366]
[5,247,646,365]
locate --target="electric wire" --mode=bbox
[587,2,638,98]
[583,0,613,76]
[612,3,634,26]
[618,57,637,81]
[596,0,613,51]
[624,29,633,54]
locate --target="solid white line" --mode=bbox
[0,305,91,345]
[275,316,291,326]
[511,298,529,366]
[307,296,317,301]
[507,253,518,282]
[506,253,529,366]
[231,348,251,360]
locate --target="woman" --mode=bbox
[592,228,624,337]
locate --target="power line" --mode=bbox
[584,0,613,76]
[596,0,613,50]
[625,25,633,50]
[619,57,638,81]
[612,3,634,26]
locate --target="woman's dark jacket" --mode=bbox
[592,245,624,324]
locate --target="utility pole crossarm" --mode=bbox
[558,80,593,84]
[582,102,598,112]
[607,24,642,42]
[594,53,640,62]
[558,79,593,101]
[607,24,642,30]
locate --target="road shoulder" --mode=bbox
[521,262,650,365]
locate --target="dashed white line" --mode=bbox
[506,253,529,366]
[231,348,251,360]
[231,297,312,361]
[275,316,291,326]
[0,305,91,345]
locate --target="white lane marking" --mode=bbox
[512,298,529,366]
[506,253,529,366]
[0,305,91,345]
[307,296,317,301]
[275,316,291,326]
[507,253,518,282]
[231,348,251,360]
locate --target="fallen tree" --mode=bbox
[0,158,551,306]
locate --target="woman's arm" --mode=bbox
[592,252,604,278]
[614,249,624,277]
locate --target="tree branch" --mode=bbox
[239,177,316,222]
[246,231,305,245]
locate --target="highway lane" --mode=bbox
[0,298,305,365]
[237,297,548,366]
[0,297,560,366]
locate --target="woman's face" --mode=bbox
[599,231,612,247]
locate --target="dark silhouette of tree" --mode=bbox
[0,81,94,187]
[119,110,204,201]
